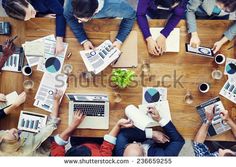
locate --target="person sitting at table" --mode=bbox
[186,0,236,53]
[2,0,66,55]
[0,92,26,120]
[137,0,188,56]
[0,91,62,156]
[63,0,136,50]
[50,111,133,156]
[115,106,185,156]
[193,106,236,156]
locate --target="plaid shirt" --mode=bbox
[193,142,219,157]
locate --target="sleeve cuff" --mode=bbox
[223,31,234,41]
[104,134,117,145]
[159,119,169,127]
[54,134,69,146]
[115,38,123,44]
[145,128,153,139]
[81,39,88,45]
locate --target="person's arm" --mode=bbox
[186,0,202,34]
[113,0,136,43]
[148,107,185,156]
[100,119,133,156]
[63,0,88,44]
[46,0,66,38]
[31,91,62,152]
[115,127,148,156]
[136,0,152,40]
[51,111,85,156]
[221,110,236,139]
[160,0,187,38]
[0,92,26,119]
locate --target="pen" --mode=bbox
[9,35,18,43]
[67,52,72,59]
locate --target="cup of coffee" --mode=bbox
[215,54,225,65]
[22,65,32,76]
[199,83,210,93]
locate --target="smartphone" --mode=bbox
[185,43,214,58]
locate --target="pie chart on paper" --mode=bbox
[226,63,236,75]
[144,88,160,103]
[45,57,61,73]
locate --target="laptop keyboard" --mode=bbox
[73,104,105,117]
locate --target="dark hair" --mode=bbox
[72,0,98,18]
[217,0,236,12]
[65,145,92,156]
[224,145,236,157]
[154,0,180,8]
[2,0,30,20]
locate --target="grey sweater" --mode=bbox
[186,0,236,40]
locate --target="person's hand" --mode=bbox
[156,34,167,55]
[146,37,159,55]
[12,92,26,107]
[83,40,94,50]
[3,39,16,58]
[205,105,215,122]
[44,14,56,18]
[147,106,161,122]
[220,110,231,122]
[152,131,170,143]
[117,118,133,128]
[70,110,86,129]
[190,32,201,48]
[53,89,63,103]
[112,41,122,50]
[55,37,65,55]
[0,93,6,102]
[212,40,224,54]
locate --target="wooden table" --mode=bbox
[0,17,236,141]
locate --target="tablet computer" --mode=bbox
[185,43,214,58]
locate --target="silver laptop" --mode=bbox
[66,93,109,129]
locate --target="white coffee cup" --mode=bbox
[199,83,210,93]
[215,54,226,65]
[22,65,32,76]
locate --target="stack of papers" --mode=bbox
[219,58,236,104]
[34,73,68,112]
[22,35,68,74]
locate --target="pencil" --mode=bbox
[67,52,72,59]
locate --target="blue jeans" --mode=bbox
[64,0,136,44]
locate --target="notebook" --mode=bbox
[125,101,172,131]
[0,91,19,109]
[110,31,138,68]
[150,28,180,52]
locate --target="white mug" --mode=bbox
[199,83,210,93]
[215,54,226,65]
[22,66,32,76]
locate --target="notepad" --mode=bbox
[125,101,171,131]
[150,28,180,52]
[0,91,19,109]
[110,31,138,68]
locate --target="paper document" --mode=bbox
[34,73,68,112]
[80,40,121,74]
[0,91,19,109]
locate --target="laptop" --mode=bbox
[66,93,109,129]
[196,97,231,136]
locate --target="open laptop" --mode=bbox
[66,93,109,129]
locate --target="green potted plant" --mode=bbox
[111,69,136,89]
